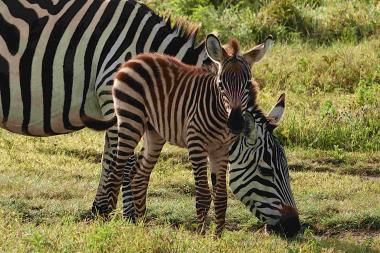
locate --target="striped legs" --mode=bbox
[188,143,211,234]
[209,148,229,235]
[92,128,118,216]
[130,127,165,217]
[122,153,138,220]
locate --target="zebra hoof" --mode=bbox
[123,212,137,223]
[91,205,112,220]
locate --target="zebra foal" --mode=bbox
[112,34,272,234]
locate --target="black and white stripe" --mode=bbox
[229,94,301,237]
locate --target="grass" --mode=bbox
[1,0,380,251]
[0,129,379,252]
[142,0,380,45]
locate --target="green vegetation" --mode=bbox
[144,0,380,152]
[1,0,379,252]
[144,0,380,45]
[0,132,379,252]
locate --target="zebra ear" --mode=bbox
[243,35,274,67]
[267,93,285,128]
[205,34,227,64]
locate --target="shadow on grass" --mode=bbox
[37,146,102,163]
[289,159,380,177]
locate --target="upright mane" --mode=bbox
[224,38,240,55]
[138,2,202,50]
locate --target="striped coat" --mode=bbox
[229,94,300,237]
[111,34,272,234]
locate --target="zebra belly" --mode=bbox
[0,99,85,137]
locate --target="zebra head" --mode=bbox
[205,34,273,134]
[229,94,301,237]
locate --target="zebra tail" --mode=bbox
[81,113,117,131]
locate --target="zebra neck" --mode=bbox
[95,1,207,91]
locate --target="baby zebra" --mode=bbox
[111,34,272,234]
[229,94,301,237]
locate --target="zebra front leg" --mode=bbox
[188,144,211,234]
[209,149,229,236]
[131,128,165,218]
[92,128,118,217]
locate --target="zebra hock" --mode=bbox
[229,94,300,237]
[110,34,273,234]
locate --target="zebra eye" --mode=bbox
[258,166,274,177]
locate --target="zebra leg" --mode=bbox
[209,148,228,236]
[130,127,165,218]
[188,143,211,234]
[92,128,118,217]
[122,153,138,221]
[107,94,147,216]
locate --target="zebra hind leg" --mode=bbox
[107,113,147,217]
[130,127,165,219]
[122,153,138,221]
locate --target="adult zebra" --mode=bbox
[230,94,300,237]
[0,0,211,215]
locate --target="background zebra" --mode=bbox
[112,34,272,234]
[0,0,211,215]
[229,94,300,237]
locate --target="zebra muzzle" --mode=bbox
[265,205,301,238]
[227,107,245,134]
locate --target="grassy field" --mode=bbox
[1,0,380,252]
[0,131,379,252]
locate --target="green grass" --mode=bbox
[143,0,380,45]
[0,129,379,252]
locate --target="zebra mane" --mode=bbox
[139,2,202,49]
[171,17,200,44]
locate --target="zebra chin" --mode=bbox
[260,205,301,238]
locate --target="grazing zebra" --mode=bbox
[111,34,273,234]
[229,94,300,237]
[0,0,213,215]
